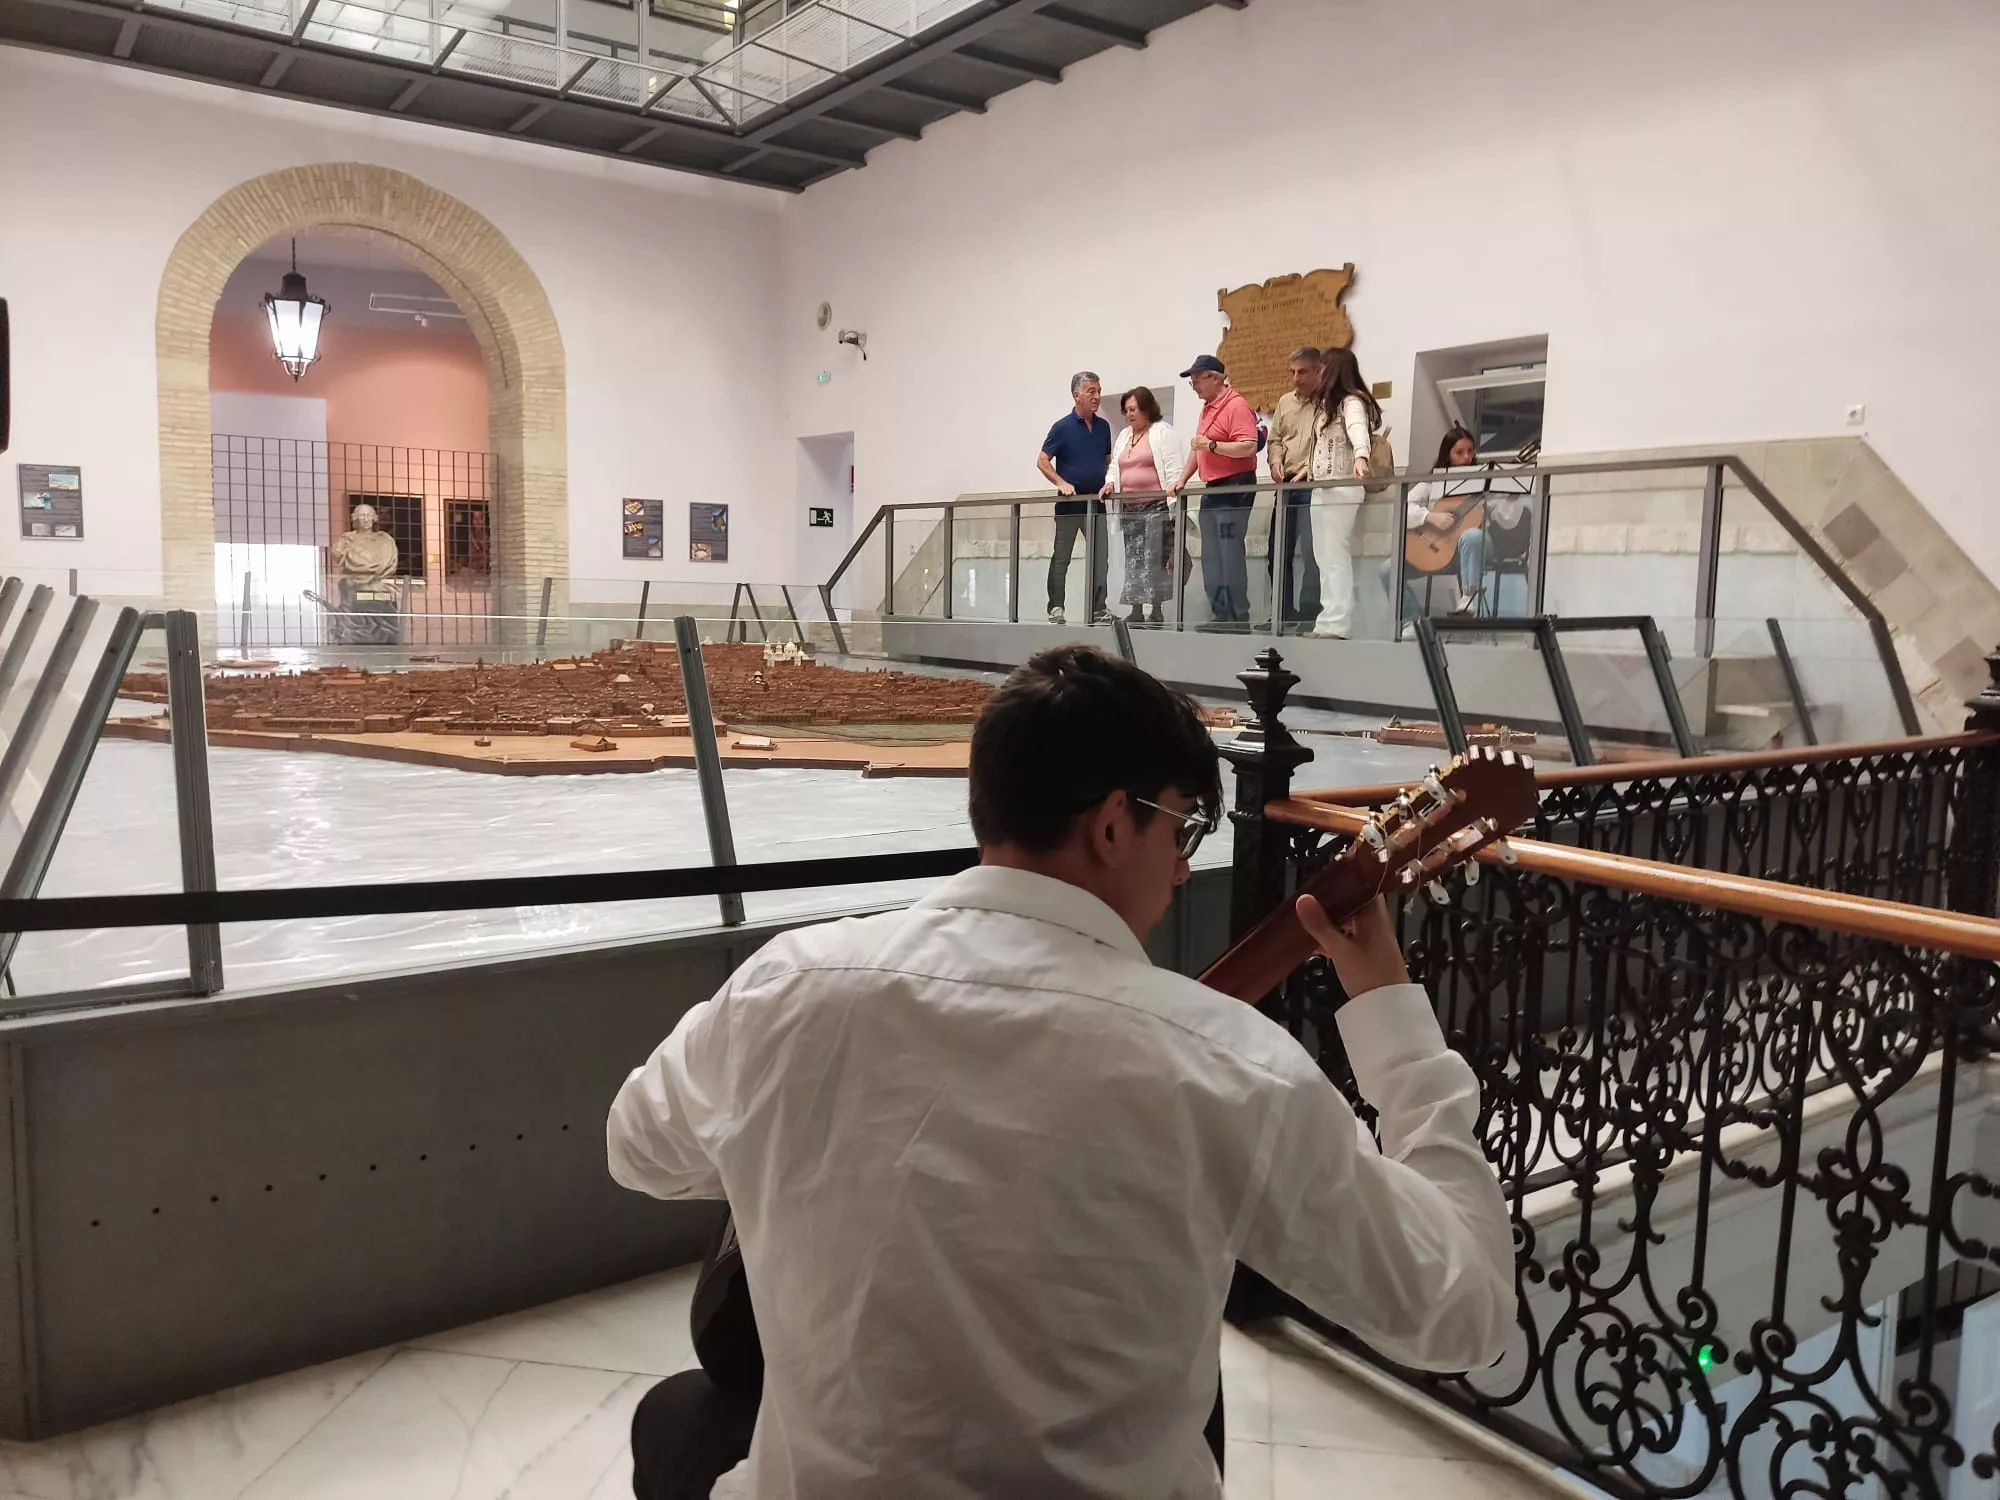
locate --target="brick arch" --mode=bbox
[156,162,566,638]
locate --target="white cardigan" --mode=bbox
[1308,396,1375,484]
[1103,421,1188,500]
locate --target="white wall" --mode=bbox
[778,0,2000,581]
[0,48,787,597]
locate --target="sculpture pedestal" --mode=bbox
[332,584,400,645]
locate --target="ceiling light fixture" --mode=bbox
[263,238,330,381]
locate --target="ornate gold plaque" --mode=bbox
[1215,265,1356,414]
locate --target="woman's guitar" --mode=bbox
[687,747,1541,1392]
[1402,438,1542,577]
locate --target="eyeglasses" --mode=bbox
[1134,797,1220,860]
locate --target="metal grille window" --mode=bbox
[445,500,491,580]
[211,436,497,650]
[345,493,426,579]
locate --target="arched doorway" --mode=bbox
[155,163,566,645]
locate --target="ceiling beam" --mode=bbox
[879,76,985,115]
[389,78,427,112]
[258,52,294,88]
[1035,5,1146,48]
[111,13,138,57]
[955,44,1060,84]
[618,122,672,154]
[823,107,921,142]
[740,0,1057,146]
[0,0,815,190]
[507,100,554,133]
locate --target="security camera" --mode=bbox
[837,328,868,362]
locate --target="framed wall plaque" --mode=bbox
[690,503,729,563]
[623,498,664,560]
[17,463,83,539]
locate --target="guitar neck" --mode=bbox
[1198,855,1375,1003]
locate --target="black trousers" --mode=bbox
[1049,505,1108,616]
[630,1369,1225,1499]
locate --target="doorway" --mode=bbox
[798,432,855,615]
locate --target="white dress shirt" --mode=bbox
[607,865,1512,1499]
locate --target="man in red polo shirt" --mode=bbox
[1169,355,1261,627]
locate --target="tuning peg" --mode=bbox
[1427,879,1450,903]
[1421,772,1448,804]
[1360,820,1387,851]
[1494,839,1518,866]
[1464,861,1481,886]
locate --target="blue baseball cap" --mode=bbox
[1179,354,1226,378]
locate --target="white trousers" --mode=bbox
[1308,487,1363,636]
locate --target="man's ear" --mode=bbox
[1088,789,1134,866]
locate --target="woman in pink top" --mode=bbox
[1101,387,1188,626]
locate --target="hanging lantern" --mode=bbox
[263,239,329,381]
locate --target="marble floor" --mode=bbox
[0,1268,1569,1500]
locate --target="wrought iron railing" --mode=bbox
[1224,648,2000,1499]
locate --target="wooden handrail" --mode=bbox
[1290,731,1997,811]
[1267,798,2000,962]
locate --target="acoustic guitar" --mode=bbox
[686,747,1542,1392]
[1402,439,1541,577]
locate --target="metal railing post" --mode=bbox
[1411,618,1468,756]
[0,597,99,814]
[1636,618,1697,758]
[1007,503,1022,624]
[0,607,144,980]
[883,510,895,617]
[818,583,849,657]
[163,610,223,994]
[778,585,807,644]
[0,579,20,645]
[1694,462,1724,659]
[673,615,744,927]
[535,576,553,657]
[634,580,651,641]
[1269,484,1289,635]
[0,585,55,705]
[1949,649,2000,917]
[1172,496,1189,632]
[1534,618,1596,768]
[1766,617,1818,747]
[941,506,955,621]
[238,570,252,655]
[1390,482,1411,640]
[1529,473,1552,615]
[1082,497,1097,623]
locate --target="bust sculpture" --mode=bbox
[332,504,399,586]
[329,503,401,644]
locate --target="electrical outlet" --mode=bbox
[1845,403,1866,427]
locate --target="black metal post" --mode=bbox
[1217,649,1314,1329]
[1172,496,1189,633]
[941,506,955,621]
[634,580,651,641]
[1694,462,1724,659]
[1529,474,1552,615]
[674,615,745,927]
[164,610,223,995]
[1111,615,1136,665]
[1007,503,1021,624]
[1948,648,2000,917]
[1635,617,1697,758]
[1766,617,1818,747]
[535,576,552,657]
[1390,482,1411,641]
[819,583,849,658]
[1534,618,1597,769]
[1217,649,1315,945]
[1412,617,1469,757]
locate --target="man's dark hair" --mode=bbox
[969,646,1222,852]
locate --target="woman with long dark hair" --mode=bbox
[1386,424,1535,622]
[1303,347,1381,638]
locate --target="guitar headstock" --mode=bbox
[1305,746,1541,924]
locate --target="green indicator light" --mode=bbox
[1696,1343,1720,1370]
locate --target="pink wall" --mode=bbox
[209,313,489,453]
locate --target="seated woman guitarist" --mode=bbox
[1388,425,1536,622]
[606,646,1513,1500]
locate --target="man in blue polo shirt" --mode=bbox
[1036,371,1113,625]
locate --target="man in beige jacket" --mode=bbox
[1266,347,1324,628]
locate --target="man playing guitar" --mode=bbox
[607,647,1515,1499]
